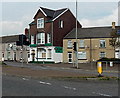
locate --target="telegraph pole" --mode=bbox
[21,34,24,67]
[75,0,78,69]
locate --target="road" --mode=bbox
[2,74,118,96]
[4,61,119,77]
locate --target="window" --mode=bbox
[2,53,4,57]
[59,20,63,28]
[7,52,11,59]
[20,52,22,58]
[38,48,46,59]
[31,35,34,44]
[13,44,16,50]
[41,49,46,58]
[79,40,84,48]
[100,40,106,48]
[7,44,11,51]
[78,52,86,59]
[36,33,45,44]
[67,40,72,48]
[28,52,30,58]
[37,18,44,28]
[100,52,106,58]
[47,33,51,43]
[47,49,52,59]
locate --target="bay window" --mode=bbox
[36,33,45,44]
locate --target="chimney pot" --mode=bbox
[112,22,115,29]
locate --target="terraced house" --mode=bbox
[63,24,120,63]
[27,7,81,63]
[0,35,30,62]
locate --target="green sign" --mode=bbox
[45,43,52,46]
[30,44,37,47]
[55,47,63,53]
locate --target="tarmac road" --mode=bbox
[2,74,118,96]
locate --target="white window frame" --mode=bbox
[100,52,106,58]
[79,40,84,48]
[100,40,106,48]
[37,18,44,28]
[78,52,86,59]
[59,20,63,28]
[38,49,46,59]
[47,33,51,43]
[67,40,72,48]
[47,49,52,59]
[31,35,34,44]
[36,33,45,44]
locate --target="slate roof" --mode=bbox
[64,26,120,39]
[34,7,68,20]
[0,35,19,43]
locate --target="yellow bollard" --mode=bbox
[97,62,103,77]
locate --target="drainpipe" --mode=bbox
[51,21,53,46]
[90,38,93,69]
[28,26,31,62]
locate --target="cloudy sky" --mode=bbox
[0,0,120,36]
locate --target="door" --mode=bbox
[14,52,16,61]
[68,52,72,63]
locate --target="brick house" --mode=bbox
[27,7,82,63]
[63,25,120,63]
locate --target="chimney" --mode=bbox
[25,28,29,35]
[112,22,115,29]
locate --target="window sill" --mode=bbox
[99,47,106,48]
[47,58,52,59]
[79,47,85,49]
[67,47,72,49]
[78,59,87,60]
[37,27,44,29]
[36,58,46,59]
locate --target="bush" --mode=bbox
[97,57,120,64]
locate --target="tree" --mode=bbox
[109,29,120,58]
[109,29,120,48]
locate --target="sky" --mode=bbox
[0,0,120,36]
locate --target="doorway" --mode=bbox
[68,52,72,63]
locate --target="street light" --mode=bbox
[75,0,78,69]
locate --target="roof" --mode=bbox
[33,7,68,21]
[0,35,19,43]
[64,26,120,39]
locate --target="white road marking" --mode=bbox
[39,81,52,85]
[22,78,29,81]
[92,92,112,97]
[64,86,77,90]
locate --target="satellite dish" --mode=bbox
[9,44,13,48]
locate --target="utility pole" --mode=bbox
[21,34,24,67]
[75,0,78,69]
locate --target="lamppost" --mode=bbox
[75,0,78,69]
[31,49,35,62]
